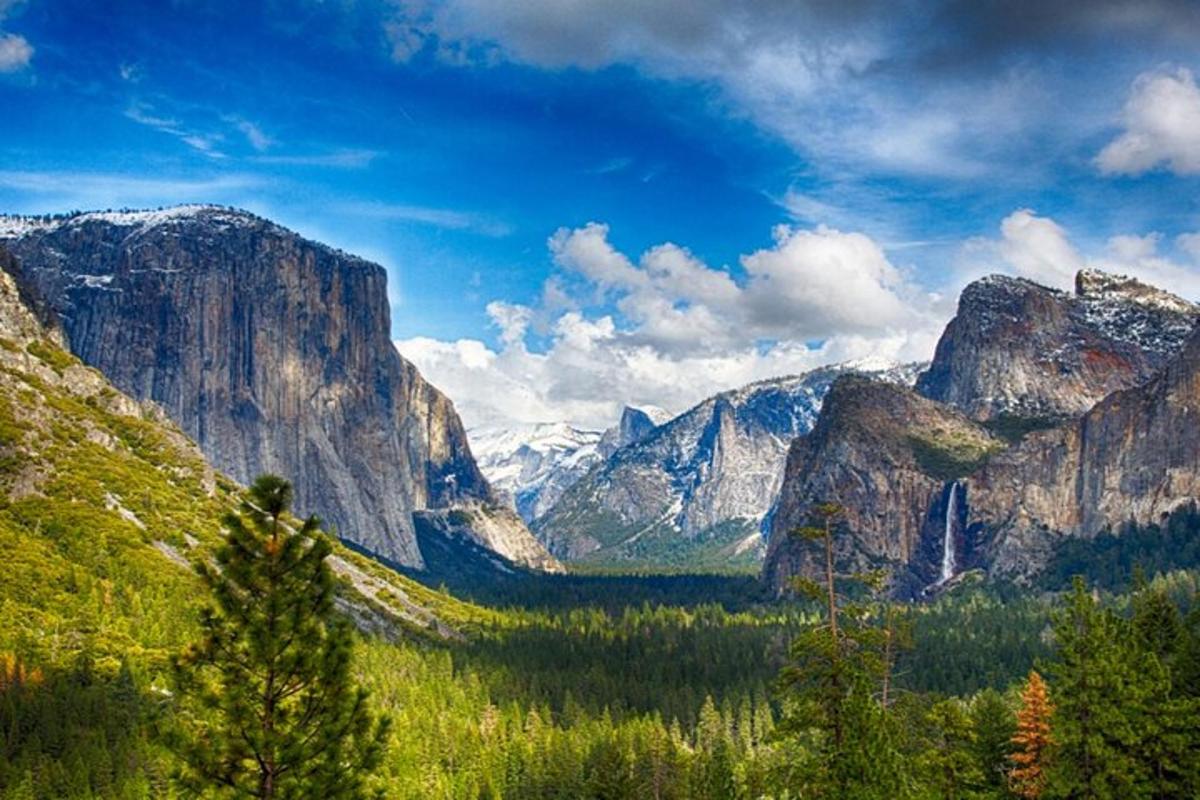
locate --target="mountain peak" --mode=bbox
[919,269,1199,421]
[3,207,556,572]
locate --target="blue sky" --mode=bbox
[1,0,1199,428]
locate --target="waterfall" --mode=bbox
[940,481,959,583]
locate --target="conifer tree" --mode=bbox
[172,474,389,799]
[779,503,909,799]
[1008,671,1053,800]
[1047,577,1147,798]
[919,699,984,800]
[969,688,1015,794]
[1128,580,1200,798]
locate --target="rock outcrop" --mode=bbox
[766,269,1200,595]
[598,405,671,457]
[917,271,1198,421]
[762,376,1002,597]
[537,364,923,569]
[0,207,555,570]
[966,324,1200,579]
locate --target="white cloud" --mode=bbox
[230,118,273,151]
[398,221,941,430]
[739,225,917,337]
[334,200,512,237]
[125,101,282,159]
[125,102,227,158]
[0,32,31,72]
[485,301,531,345]
[1179,232,1200,263]
[973,209,1200,300]
[1097,67,1200,176]
[997,209,1085,288]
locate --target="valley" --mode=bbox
[1,209,1199,798]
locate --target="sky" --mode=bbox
[1,0,1199,430]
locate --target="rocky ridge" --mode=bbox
[471,405,671,524]
[916,270,1198,421]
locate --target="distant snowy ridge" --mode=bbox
[470,422,607,522]
[533,360,927,569]
[471,405,673,523]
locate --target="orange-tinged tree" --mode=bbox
[1009,670,1053,799]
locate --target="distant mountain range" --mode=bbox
[529,363,924,570]
[469,405,670,523]
[7,206,1198,590]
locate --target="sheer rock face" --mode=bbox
[916,271,1198,422]
[0,207,555,570]
[0,246,47,344]
[598,405,671,458]
[967,326,1200,580]
[762,376,1001,597]
[766,270,1200,594]
[536,365,923,567]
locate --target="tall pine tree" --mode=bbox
[173,474,389,799]
[778,503,909,799]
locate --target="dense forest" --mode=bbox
[2,474,1199,797]
[2,338,1199,797]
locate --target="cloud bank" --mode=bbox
[399,211,1200,431]
[381,0,1200,182]
[398,221,946,430]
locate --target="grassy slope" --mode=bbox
[0,329,493,675]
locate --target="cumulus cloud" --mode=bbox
[1097,68,1200,176]
[0,31,30,72]
[402,209,1200,431]
[997,209,1085,288]
[973,209,1200,299]
[398,221,942,430]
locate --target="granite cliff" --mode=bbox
[967,324,1200,579]
[917,270,1197,422]
[762,376,1002,597]
[765,269,1200,595]
[0,207,556,571]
